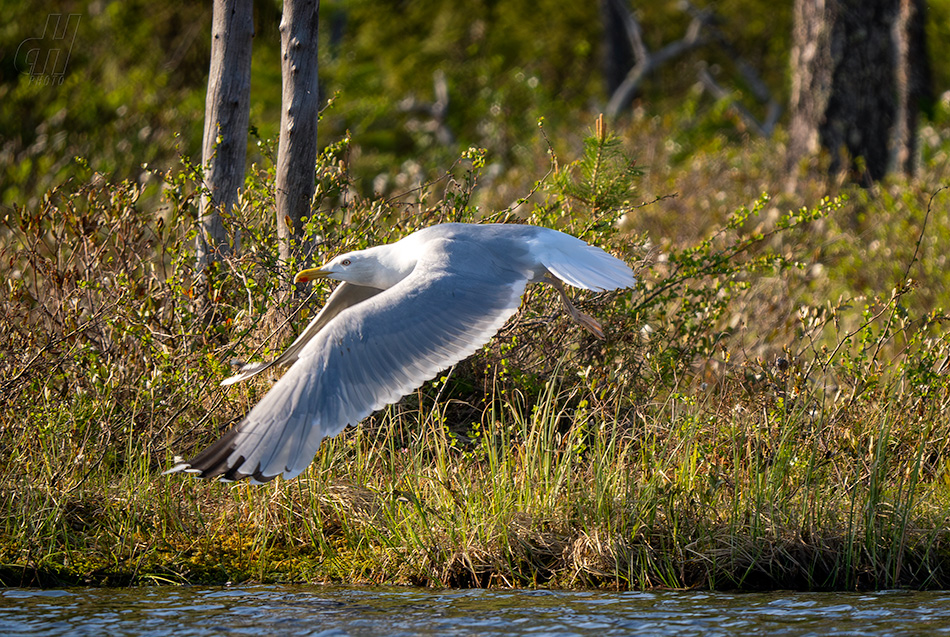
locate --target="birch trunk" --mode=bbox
[197,0,254,268]
[275,0,320,282]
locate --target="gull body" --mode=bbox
[165,223,635,483]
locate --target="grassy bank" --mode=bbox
[3,121,950,590]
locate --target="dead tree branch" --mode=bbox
[605,0,781,136]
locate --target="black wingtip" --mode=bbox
[164,426,278,483]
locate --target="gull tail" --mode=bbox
[536,230,636,292]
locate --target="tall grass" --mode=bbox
[3,121,950,589]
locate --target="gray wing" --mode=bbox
[220,282,383,386]
[166,252,529,483]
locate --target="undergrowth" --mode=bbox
[2,119,950,590]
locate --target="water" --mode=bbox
[3,585,950,636]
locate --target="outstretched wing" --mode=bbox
[166,241,529,483]
[221,282,384,387]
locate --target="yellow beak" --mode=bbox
[293,266,331,284]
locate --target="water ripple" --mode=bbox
[2,586,950,636]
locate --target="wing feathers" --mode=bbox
[220,283,384,387]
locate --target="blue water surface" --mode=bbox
[2,585,950,636]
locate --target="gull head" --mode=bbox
[294,245,412,289]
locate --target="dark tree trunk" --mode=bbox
[787,0,931,185]
[600,0,638,97]
[275,0,320,281]
[197,0,254,268]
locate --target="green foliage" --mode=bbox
[548,115,643,219]
[3,0,949,214]
[4,1,950,591]
[0,2,208,207]
[926,0,950,103]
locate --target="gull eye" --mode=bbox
[341,259,351,266]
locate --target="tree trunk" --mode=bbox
[275,0,321,282]
[600,0,638,97]
[197,0,254,269]
[891,0,932,175]
[787,0,931,185]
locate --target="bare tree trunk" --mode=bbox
[197,0,254,269]
[787,0,931,185]
[275,0,320,283]
[891,0,932,175]
[787,0,832,174]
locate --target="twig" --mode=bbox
[870,185,948,364]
